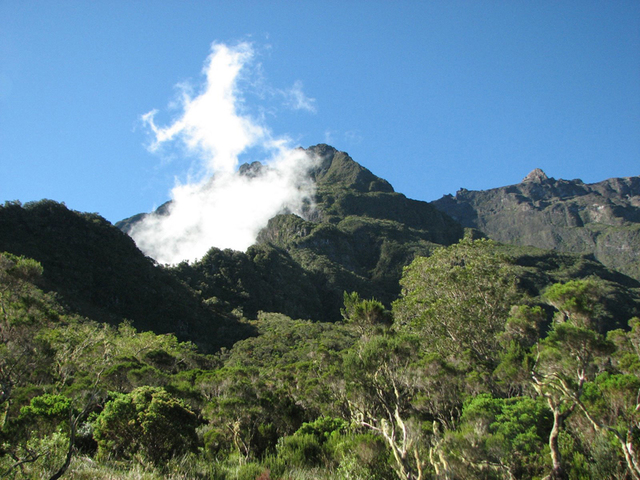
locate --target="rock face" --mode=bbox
[432,170,640,280]
[171,145,465,322]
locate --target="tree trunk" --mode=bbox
[48,415,76,480]
[548,406,567,480]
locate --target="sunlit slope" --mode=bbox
[432,169,640,281]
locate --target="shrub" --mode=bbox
[93,386,198,464]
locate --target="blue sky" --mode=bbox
[1,1,639,227]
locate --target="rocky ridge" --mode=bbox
[432,170,640,280]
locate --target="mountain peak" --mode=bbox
[306,144,394,193]
[522,168,549,183]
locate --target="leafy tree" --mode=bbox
[494,305,545,393]
[393,239,523,371]
[18,394,73,437]
[93,386,198,464]
[200,366,301,462]
[442,393,551,479]
[343,333,428,480]
[0,253,55,410]
[531,279,616,479]
[558,318,640,480]
[544,278,605,329]
[341,291,392,337]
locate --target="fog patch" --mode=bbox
[131,42,318,264]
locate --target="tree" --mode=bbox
[543,278,605,329]
[442,393,551,479]
[0,253,51,411]
[343,333,428,480]
[393,239,523,371]
[530,279,615,480]
[341,291,392,337]
[93,386,198,464]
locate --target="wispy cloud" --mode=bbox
[324,130,335,144]
[344,129,363,145]
[131,42,318,264]
[282,80,317,113]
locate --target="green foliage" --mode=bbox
[295,417,348,441]
[0,431,71,479]
[2,156,640,479]
[544,278,606,328]
[19,393,72,421]
[341,291,392,336]
[93,386,198,464]
[394,238,525,369]
[276,433,325,468]
[448,393,551,477]
[0,201,239,352]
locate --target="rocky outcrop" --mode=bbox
[432,170,640,280]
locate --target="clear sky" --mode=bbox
[1,1,639,227]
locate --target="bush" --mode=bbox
[18,393,73,438]
[93,386,198,464]
[276,433,324,468]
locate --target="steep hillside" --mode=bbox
[4,148,638,347]
[118,146,640,322]
[5,154,640,480]
[432,169,640,280]
[168,145,465,321]
[0,200,250,351]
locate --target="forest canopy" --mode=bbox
[2,237,640,479]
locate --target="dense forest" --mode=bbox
[1,146,640,479]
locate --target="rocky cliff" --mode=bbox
[432,170,640,280]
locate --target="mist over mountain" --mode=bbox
[3,145,638,344]
[4,3,640,475]
[113,144,640,329]
[0,199,251,351]
[432,169,640,281]
[120,144,464,322]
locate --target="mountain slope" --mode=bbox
[0,199,250,351]
[168,145,465,321]
[2,147,640,353]
[432,169,640,281]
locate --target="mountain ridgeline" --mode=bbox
[4,145,640,479]
[1,145,639,351]
[432,168,640,281]
[119,144,465,324]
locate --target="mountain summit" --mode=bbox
[2,146,639,351]
[522,168,549,183]
[140,144,463,322]
[432,172,640,280]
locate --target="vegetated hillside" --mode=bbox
[432,168,640,281]
[0,200,250,351]
[3,238,640,479]
[474,241,640,332]
[5,149,640,478]
[161,144,467,321]
[168,146,640,323]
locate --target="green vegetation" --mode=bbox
[0,200,247,352]
[1,236,640,479]
[2,148,640,477]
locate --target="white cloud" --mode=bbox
[282,80,317,113]
[142,42,263,176]
[324,129,335,144]
[132,42,319,264]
